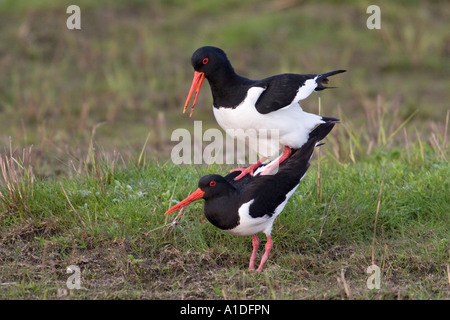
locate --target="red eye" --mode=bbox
[202,58,209,65]
[209,180,216,187]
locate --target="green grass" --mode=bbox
[0,0,449,300]
[0,145,448,299]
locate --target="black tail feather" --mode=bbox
[321,116,340,123]
[285,120,337,172]
[308,120,337,142]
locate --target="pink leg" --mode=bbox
[256,235,273,273]
[230,157,268,181]
[261,146,292,176]
[248,234,260,271]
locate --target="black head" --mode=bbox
[198,174,236,200]
[191,46,234,78]
[184,46,238,116]
[165,174,232,215]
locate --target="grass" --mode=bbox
[0,143,449,299]
[0,0,449,300]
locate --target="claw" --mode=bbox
[231,157,268,181]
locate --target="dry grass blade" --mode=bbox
[163,206,187,238]
[446,264,450,286]
[372,181,383,266]
[430,133,447,161]
[385,110,418,145]
[319,193,335,239]
[444,110,449,149]
[59,182,86,228]
[0,142,34,215]
[340,268,352,299]
[85,122,107,166]
[143,207,187,238]
[138,132,152,167]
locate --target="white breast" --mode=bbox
[224,200,272,236]
[213,87,324,157]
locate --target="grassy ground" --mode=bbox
[0,146,448,299]
[0,0,449,299]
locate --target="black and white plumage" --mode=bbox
[165,120,336,272]
[183,46,345,179]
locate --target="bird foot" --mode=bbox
[230,157,267,181]
[260,146,292,176]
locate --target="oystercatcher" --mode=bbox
[183,46,344,180]
[165,120,336,272]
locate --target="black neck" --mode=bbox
[206,69,255,109]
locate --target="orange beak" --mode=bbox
[183,71,205,117]
[164,188,205,215]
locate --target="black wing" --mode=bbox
[254,73,316,114]
[224,120,337,219]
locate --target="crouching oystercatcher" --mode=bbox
[164,120,336,272]
[183,46,345,180]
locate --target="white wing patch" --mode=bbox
[294,77,318,101]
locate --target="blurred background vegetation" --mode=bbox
[0,1,449,299]
[0,0,448,176]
